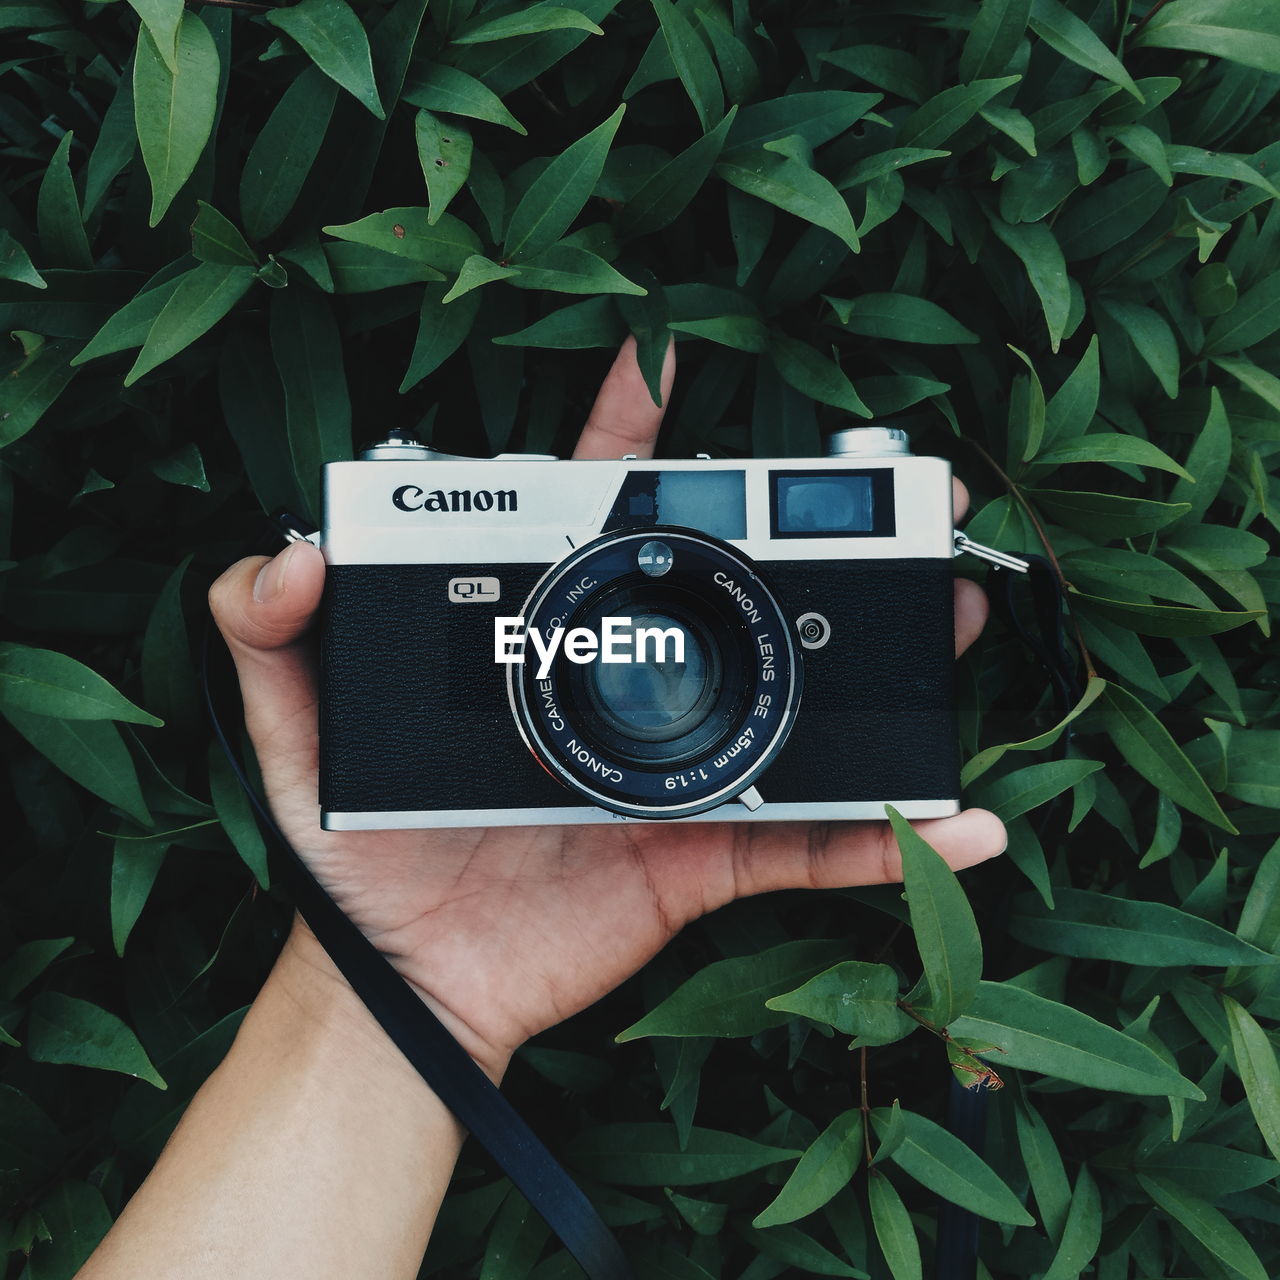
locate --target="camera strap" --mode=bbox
[934,554,1080,1280]
[203,519,636,1280]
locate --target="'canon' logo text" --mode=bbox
[392,485,517,513]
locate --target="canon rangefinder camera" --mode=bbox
[318,426,1009,830]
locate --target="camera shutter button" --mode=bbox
[796,612,831,650]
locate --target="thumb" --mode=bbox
[208,542,327,799]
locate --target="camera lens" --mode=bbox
[584,612,720,742]
[508,527,803,820]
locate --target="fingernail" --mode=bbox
[253,544,297,603]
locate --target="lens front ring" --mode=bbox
[507,527,802,819]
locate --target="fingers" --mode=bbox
[572,335,676,460]
[955,578,989,657]
[953,477,969,523]
[208,542,327,794]
[733,807,1006,899]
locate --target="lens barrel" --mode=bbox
[508,528,802,819]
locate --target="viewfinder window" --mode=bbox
[770,470,895,538]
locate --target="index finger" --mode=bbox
[572,336,676,460]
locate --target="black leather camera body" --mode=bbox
[319,428,969,830]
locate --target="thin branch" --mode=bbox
[1129,0,1174,39]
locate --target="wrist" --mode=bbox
[276,917,514,1086]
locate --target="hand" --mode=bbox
[209,338,1005,1080]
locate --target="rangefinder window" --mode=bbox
[769,469,896,538]
[604,470,747,540]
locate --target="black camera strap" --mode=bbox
[934,554,1080,1280]
[203,522,636,1280]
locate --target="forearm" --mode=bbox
[80,921,500,1280]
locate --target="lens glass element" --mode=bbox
[585,612,719,742]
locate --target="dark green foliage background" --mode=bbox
[4,0,1280,1275]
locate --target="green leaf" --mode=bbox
[454,4,602,44]
[1137,1176,1267,1280]
[400,282,481,391]
[990,218,1070,351]
[1010,888,1278,967]
[403,63,527,134]
[0,938,73,1000]
[832,293,977,344]
[27,992,166,1088]
[111,836,168,957]
[617,939,848,1040]
[821,47,926,103]
[0,643,161,725]
[567,1123,799,1186]
[1097,299,1180,399]
[743,1223,867,1277]
[127,0,183,72]
[1205,272,1280,354]
[441,254,517,303]
[1170,388,1230,523]
[1015,1096,1071,1241]
[618,107,737,239]
[960,0,1033,82]
[962,677,1107,786]
[208,743,270,888]
[898,77,1021,149]
[0,229,46,290]
[1035,431,1191,478]
[1041,1166,1101,1280]
[1133,0,1280,76]
[85,73,138,217]
[650,0,722,130]
[1029,489,1190,538]
[888,806,982,1027]
[1043,334,1099,446]
[191,202,257,267]
[768,335,872,416]
[133,12,219,227]
[1,707,150,826]
[1166,143,1280,198]
[1073,590,1263,637]
[0,338,77,449]
[1136,1141,1280,1195]
[504,105,625,261]
[717,150,859,252]
[727,92,883,155]
[1030,0,1144,101]
[506,244,646,295]
[1100,684,1235,831]
[271,288,352,524]
[492,296,622,349]
[970,759,1104,821]
[1056,170,1167,261]
[267,0,383,119]
[36,133,92,270]
[125,262,255,385]
[950,982,1203,1097]
[868,1173,922,1280]
[753,1110,863,1228]
[1165,524,1269,572]
[415,110,473,226]
[874,1109,1033,1227]
[1224,995,1280,1165]
[239,68,338,242]
[23,1181,112,1278]
[767,961,916,1047]
[72,269,188,364]
[325,242,444,293]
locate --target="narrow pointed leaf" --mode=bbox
[267,0,383,119]
[134,13,219,226]
[0,644,161,725]
[888,806,982,1027]
[504,106,625,261]
[754,1111,863,1227]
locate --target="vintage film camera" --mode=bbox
[318,427,1021,829]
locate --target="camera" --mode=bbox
[319,427,990,830]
